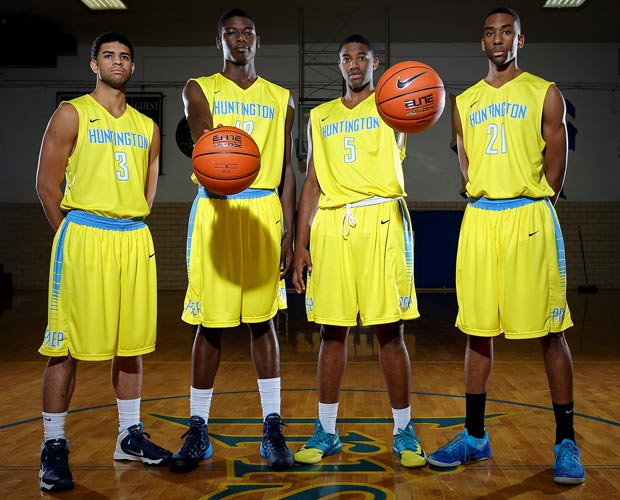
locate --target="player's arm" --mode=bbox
[35,103,78,232]
[278,94,296,279]
[144,122,161,210]
[453,102,469,183]
[542,84,568,206]
[182,79,213,143]
[292,118,320,294]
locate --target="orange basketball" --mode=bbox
[192,126,261,195]
[375,61,445,134]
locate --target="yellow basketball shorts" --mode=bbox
[39,210,157,360]
[306,198,419,327]
[455,197,573,339]
[182,187,287,327]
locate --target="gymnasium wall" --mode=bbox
[0,42,618,290]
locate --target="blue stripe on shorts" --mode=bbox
[469,196,540,211]
[49,221,69,323]
[65,210,146,231]
[398,199,414,283]
[198,185,275,200]
[186,194,201,277]
[544,198,568,293]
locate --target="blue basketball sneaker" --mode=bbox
[392,419,427,467]
[260,413,294,470]
[294,419,342,464]
[553,439,585,485]
[114,423,172,466]
[169,415,213,473]
[427,429,492,467]
[39,438,74,492]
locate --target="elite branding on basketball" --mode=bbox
[375,60,446,133]
[192,126,261,195]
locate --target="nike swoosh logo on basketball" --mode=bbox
[89,118,100,123]
[396,72,426,89]
[529,231,539,237]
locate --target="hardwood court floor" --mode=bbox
[0,290,618,499]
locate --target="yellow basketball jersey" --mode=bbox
[190,74,289,189]
[456,72,555,199]
[59,94,154,218]
[310,93,406,208]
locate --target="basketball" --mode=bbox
[375,61,446,134]
[192,126,261,195]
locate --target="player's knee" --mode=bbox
[249,321,274,341]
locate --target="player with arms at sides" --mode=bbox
[35,32,171,492]
[292,34,426,468]
[426,7,585,485]
[171,8,296,472]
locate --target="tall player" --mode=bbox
[427,7,585,485]
[292,34,426,468]
[171,8,296,472]
[35,32,171,492]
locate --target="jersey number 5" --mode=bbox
[344,137,356,163]
[115,151,129,181]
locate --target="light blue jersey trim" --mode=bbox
[544,199,568,293]
[186,195,201,277]
[198,185,275,200]
[470,196,540,211]
[49,222,69,323]
[65,210,146,230]
[398,199,414,284]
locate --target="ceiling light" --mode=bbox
[543,0,587,8]
[80,0,128,10]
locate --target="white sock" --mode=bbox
[392,406,411,435]
[257,377,281,419]
[117,398,141,432]
[43,411,67,442]
[190,386,213,422]
[318,402,339,435]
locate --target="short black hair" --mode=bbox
[484,6,521,31]
[217,8,256,35]
[338,34,377,56]
[91,32,134,61]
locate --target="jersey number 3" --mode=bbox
[115,151,129,181]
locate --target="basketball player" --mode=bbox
[427,7,585,485]
[292,34,426,468]
[171,8,296,472]
[35,32,171,492]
